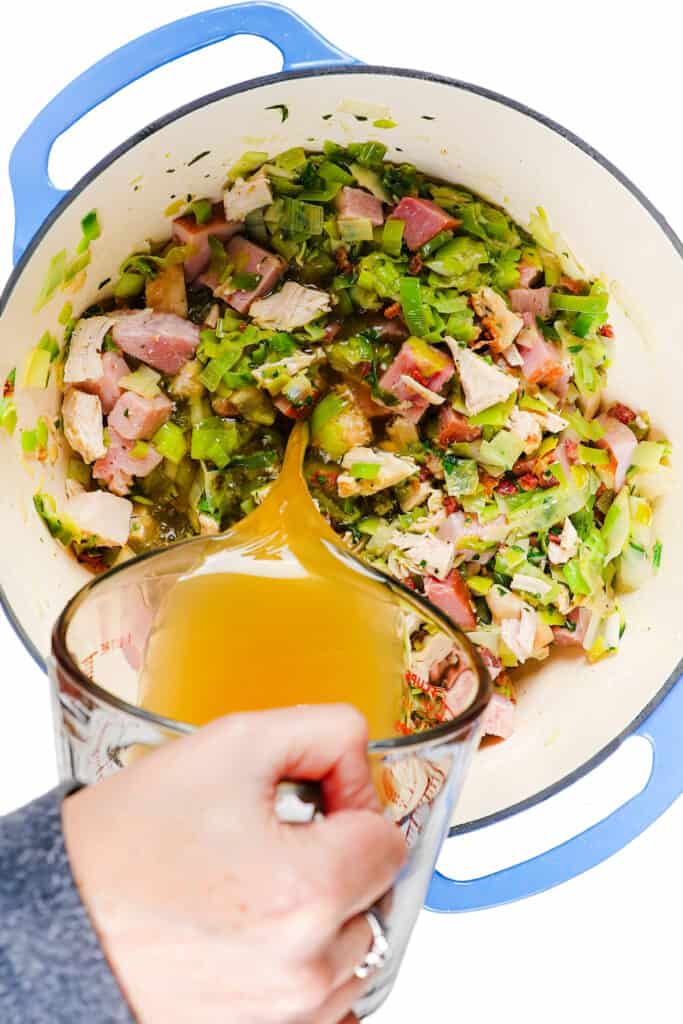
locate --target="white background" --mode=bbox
[1,1,681,1021]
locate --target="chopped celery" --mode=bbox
[227,151,267,183]
[33,250,68,312]
[479,430,525,471]
[601,487,630,564]
[578,444,609,466]
[338,218,374,243]
[67,457,91,486]
[153,422,187,464]
[22,348,52,389]
[442,457,479,496]
[191,417,239,468]
[350,462,380,480]
[466,576,493,596]
[399,277,426,336]
[551,292,608,314]
[382,218,405,257]
[0,398,17,436]
[468,394,516,429]
[119,365,162,398]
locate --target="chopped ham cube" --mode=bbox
[65,490,132,547]
[172,205,243,281]
[250,281,331,331]
[481,692,515,739]
[112,310,199,375]
[437,405,481,445]
[63,316,114,385]
[509,286,552,320]
[518,262,541,287]
[145,262,188,319]
[223,175,273,223]
[62,388,106,464]
[388,197,460,250]
[379,339,454,423]
[598,414,638,490]
[81,351,129,414]
[516,321,565,387]
[216,236,286,313]
[335,186,384,226]
[92,427,163,496]
[478,646,503,681]
[424,570,476,630]
[108,391,173,441]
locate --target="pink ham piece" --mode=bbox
[219,236,286,313]
[172,205,242,281]
[81,351,129,414]
[108,391,173,441]
[518,262,541,287]
[334,186,384,226]
[388,197,460,251]
[437,404,481,446]
[478,646,503,681]
[424,571,477,630]
[509,286,552,320]
[517,319,565,387]
[112,311,199,375]
[379,340,454,423]
[93,427,163,496]
[552,607,591,647]
[444,668,478,719]
[481,692,515,740]
[597,414,638,490]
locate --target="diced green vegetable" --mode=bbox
[338,218,374,243]
[0,398,17,436]
[38,331,60,361]
[479,430,525,471]
[114,272,146,299]
[630,440,669,470]
[426,236,487,278]
[565,410,604,441]
[381,219,404,257]
[227,151,268,183]
[327,336,374,374]
[23,348,52,389]
[231,271,262,291]
[442,457,479,496]
[466,576,493,596]
[191,417,239,468]
[350,462,380,480]
[350,163,391,203]
[274,147,307,172]
[281,197,324,240]
[130,441,151,460]
[551,292,608,314]
[311,389,370,459]
[33,493,78,546]
[400,277,426,336]
[34,250,68,312]
[601,487,630,564]
[188,198,212,225]
[76,210,101,252]
[562,557,591,595]
[119,365,162,399]
[578,444,609,466]
[468,394,516,429]
[653,539,663,570]
[153,422,187,464]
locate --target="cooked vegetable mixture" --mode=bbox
[17,141,671,740]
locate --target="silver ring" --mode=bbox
[354,910,391,979]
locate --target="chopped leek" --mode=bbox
[399,277,426,336]
[350,462,380,480]
[189,199,212,225]
[466,576,493,596]
[601,487,630,564]
[339,218,374,243]
[442,457,479,496]
[76,210,101,253]
[191,417,239,468]
[227,151,267,183]
[479,431,525,471]
[578,444,609,466]
[550,292,608,314]
[23,348,52,389]
[34,250,68,312]
[153,422,187,464]
[0,398,17,436]
[119,365,162,398]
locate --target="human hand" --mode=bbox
[62,705,406,1024]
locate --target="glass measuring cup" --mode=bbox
[49,428,490,1017]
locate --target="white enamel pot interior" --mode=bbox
[1,66,682,834]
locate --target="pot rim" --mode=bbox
[2,62,682,832]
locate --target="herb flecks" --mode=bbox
[188,150,211,166]
[266,104,289,122]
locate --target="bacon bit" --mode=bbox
[607,401,636,425]
[538,471,559,489]
[76,550,110,574]
[419,465,431,482]
[309,466,340,490]
[443,496,460,515]
[401,576,417,591]
[496,478,518,496]
[407,252,424,275]
[274,394,318,420]
[425,452,445,480]
[384,301,402,319]
[496,671,516,702]
[478,472,498,497]
[323,322,342,344]
[518,473,539,491]
[599,323,614,338]
[560,275,585,295]
[512,457,537,477]
[211,396,239,416]
[356,361,372,377]
[334,246,353,275]
[2,376,14,398]
[596,482,607,499]
[529,534,540,547]
[394,721,413,736]
[480,315,496,341]
[238,321,249,332]
[409,368,430,388]
[564,439,579,463]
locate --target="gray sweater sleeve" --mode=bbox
[0,786,135,1024]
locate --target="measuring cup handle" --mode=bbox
[425,679,683,912]
[9,2,359,262]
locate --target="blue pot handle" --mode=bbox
[426,679,683,912]
[9,2,358,262]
